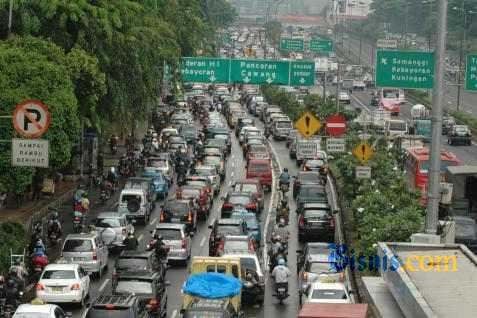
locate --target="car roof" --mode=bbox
[120,188,145,195]
[155,223,186,230]
[65,232,97,240]
[117,272,159,280]
[15,304,58,314]
[218,218,243,225]
[310,281,346,289]
[44,263,79,271]
[97,212,125,219]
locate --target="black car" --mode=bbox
[454,216,477,253]
[113,272,168,318]
[160,199,197,234]
[208,218,247,256]
[113,250,163,283]
[298,203,334,242]
[296,184,327,214]
[86,294,147,318]
[293,171,322,199]
[181,298,240,318]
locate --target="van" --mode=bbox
[61,232,109,278]
[385,119,408,139]
[272,119,293,140]
[118,188,152,225]
[246,159,272,192]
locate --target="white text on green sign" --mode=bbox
[465,55,477,91]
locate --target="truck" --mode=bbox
[296,138,322,165]
[297,303,368,318]
[439,165,477,219]
[181,256,243,317]
[371,109,391,134]
[408,104,431,142]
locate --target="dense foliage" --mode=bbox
[0,222,27,273]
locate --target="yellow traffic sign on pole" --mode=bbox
[295,112,321,138]
[352,142,374,163]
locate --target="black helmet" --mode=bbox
[283,168,288,173]
[6,279,15,288]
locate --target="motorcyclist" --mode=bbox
[268,236,286,269]
[47,211,62,239]
[4,279,21,307]
[272,218,290,245]
[278,168,290,188]
[80,192,90,214]
[7,266,25,293]
[109,134,119,153]
[216,102,223,113]
[152,234,169,261]
[276,196,290,224]
[123,231,138,250]
[271,258,291,296]
[0,276,5,299]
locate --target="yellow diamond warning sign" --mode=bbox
[353,142,374,163]
[295,112,321,138]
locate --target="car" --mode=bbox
[85,294,147,318]
[13,304,70,318]
[301,159,327,173]
[293,171,322,199]
[213,133,232,154]
[243,138,266,157]
[221,192,259,217]
[338,91,351,104]
[236,118,256,136]
[442,116,455,135]
[296,184,327,214]
[36,263,90,306]
[208,218,248,256]
[61,232,109,278]
[297,242,337,275]
[217,235,255,256]
[246,159,272,192]
[176,185,211,220]
[159,199,197,234]
[146,157,173,183]
[112,272,167,318]
[125,177,156,203]
[232,179,265,212]
[152,223,191,265]
[272,119,293,140]
[118,188,152,224]
[205,138,229,155]
[185,176,214,200]
[239,127,260,144]
[230,209,261,244]
[302,281,351,305]
[94,212,134,252]
[180,298,240,318]
[286,129,298,148]
[246,144,269,162]
[221,253,265,305]
[180,125,198,145]
[202,146,224,159]
[193,165,220,195]
[113,250,162,285]
[202,155,226,181]
[298,203,334,242]
[448,124,472,145]
[149,173,169,199]
[453,216,477,253]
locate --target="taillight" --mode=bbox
[74,217,80,221]
[71,283,81,290]
[222,203,233,209]
[299,215,305,227]
[188,212,192,223]
[330,216,335,228]
[105,304,115,310]
[36,283,45,291]
[92,249,97,260]
[146,298,159,311]
[246,203,256,210]
[160,212,165,222]
[182,239,187,248]
[303,272,308,281]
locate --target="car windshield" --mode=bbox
[217,226,242,236]
[181,188,200,199]
[304,210,329,218]
[234,183,257,193]
[455,126,468,133]
[95,218,122,228]
[116,258,149,271]
[116,280,153,294]
[165,202,189,216]
[300,187,325,197]
[229,195,251,205]
[276,121,292,129]
[63,239,93,252]
[309,262,338,273]
[248,163,269,173]
[311,288,347,300]
[455,220,477,239]
[42,270,76,279]
[157,229,182,240]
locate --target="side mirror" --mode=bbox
[131,219,137,224]
[180,309,185,315]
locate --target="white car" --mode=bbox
[338,91,351,104]
[303,281,351,304]
[36,263,90,305]
[13,303,70,318]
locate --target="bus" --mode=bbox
[379,88,405,116]
[405,147,461,204]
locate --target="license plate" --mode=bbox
[51,287,64,293]
[171,218,180,222]
[74,257,86,261]
[278,288,286,292]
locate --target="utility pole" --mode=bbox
[426,0,447,235]
[7,0,13,38]
[323,71,327,101]
[335,64,340,113]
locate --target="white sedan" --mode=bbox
[36,263,90,305]
[13,304,70,318]
[303,281,352,305]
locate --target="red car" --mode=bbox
[176,185,211,220]
[232,179,264,212]
[221,192,259,217]
[246,159,272,192]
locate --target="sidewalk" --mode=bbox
[0,180,77,224]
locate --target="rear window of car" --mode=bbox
[248,163,270,172]
[217,226,242,236]
[42,270,76,279]
[229,195,251,205]
[299,172,320,182]
[181,188,201,199]
[95,218,122,228]
[304,210,329,218]
[87,308,132,318]
[165,201,189,215]
[224,240,249,253]
[116,258,150,271]
[116,280,153,294]
[249,145,267,153]
[121,194,142,202]
[300,187,325,197]
[234,183,257,193]
[311,289,347,300]
[63,239,93,252]
[157,229,182,240]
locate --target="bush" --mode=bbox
[0,222,27,274]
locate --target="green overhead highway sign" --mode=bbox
[376,50,434,89]
[181,57,230,83]
[180,57,315,86]
[465,55,477,91]
[309,38,333,53]
[280,38,305,52]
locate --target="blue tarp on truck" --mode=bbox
[183,272,242,299]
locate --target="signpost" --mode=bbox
[11,138,49,168]
[326,138,346,153]
[280,38,304,52]
[180,57,230,83]
[376,39,398,49]
[309,38,333,53]
[12,99,51,138]
[325,114,347,136]
[465,55,477,91]
[289,61,315,86]
[375,50,434,89]
[355,166,372,179]
[295,112,321,138]
[352,142,374,163]
[230,59,290,85]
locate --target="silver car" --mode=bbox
[153,223,191,266]
[94,212,134,251]
[193,165,220,196]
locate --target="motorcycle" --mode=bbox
[146,238,169,276]
[72,211,85,233]
[99,189,109,205]
[31,254,48,281]
[47,221,62,246]
[110,143,118,155]
[274,283,289,305]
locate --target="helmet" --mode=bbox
[9,267,17,276]
[279,218,286,226]
[51,211,59,219]
[274,235,281,242]
[128,231,135,237]
[283,168,288,173]
[0,275,5,283]
[278,258,285,266]
[6,279,15,288]
[82,192,88,198]
[35,241,43,248]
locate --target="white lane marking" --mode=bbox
[99,278,110,292]
[149,217,157,225]
[231,171,234,178]
[171,309,177,318]
[351,94,370,113]
[232,161,235,168]
[228,180,232,186]
[200,236,206,247]
[138,234,144,242]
